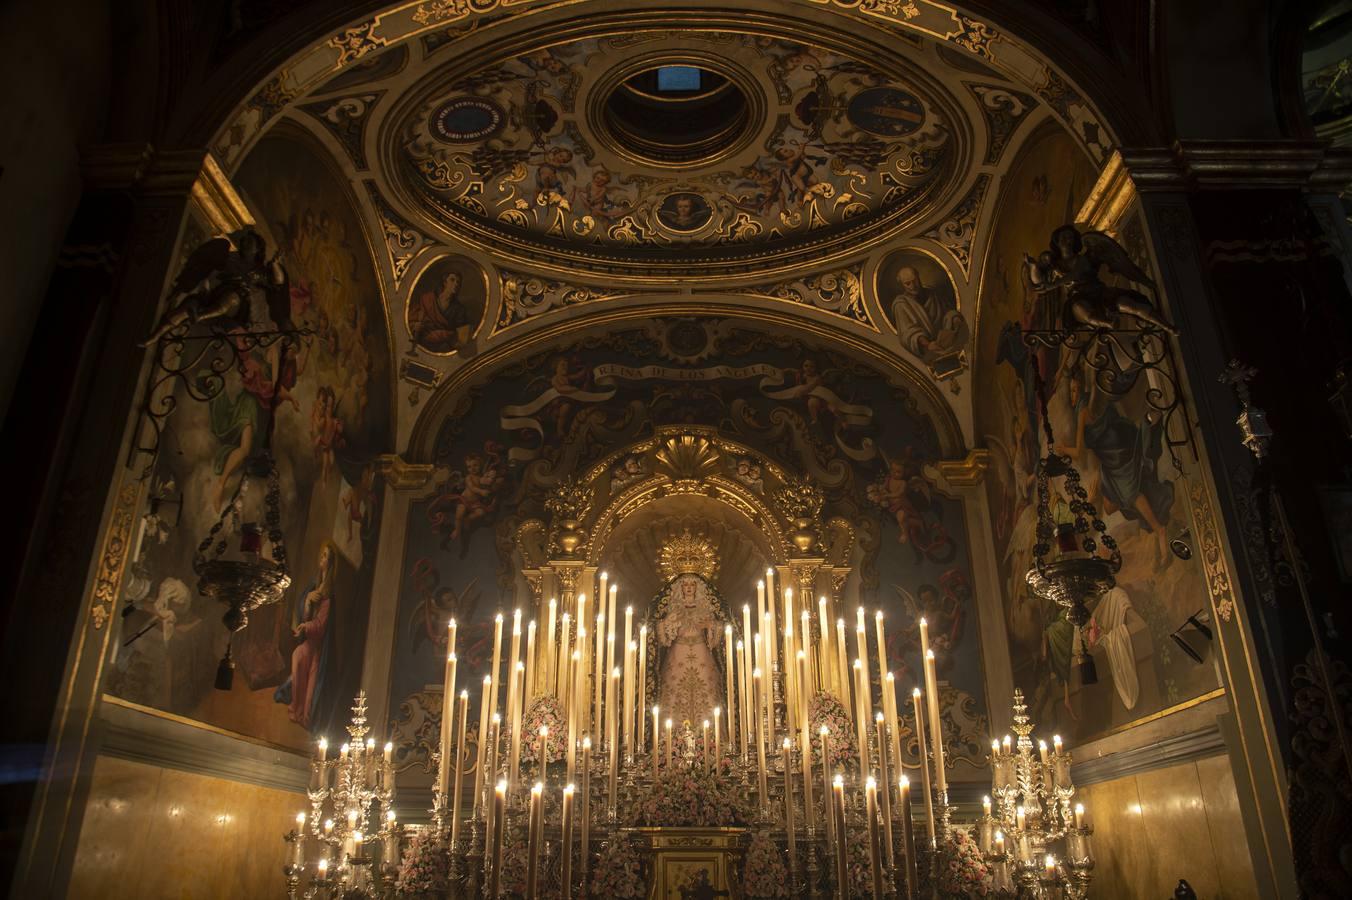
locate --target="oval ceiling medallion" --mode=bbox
[392,29,964,270]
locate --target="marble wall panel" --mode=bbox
[69,755,303,899]
[1076,755,1257,899]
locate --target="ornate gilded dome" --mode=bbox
[386,26,967,273]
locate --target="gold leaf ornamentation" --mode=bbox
[658,529,720,582]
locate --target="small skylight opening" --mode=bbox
[656,66,702,92]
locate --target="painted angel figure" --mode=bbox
[141,227,290,345]
[1024,225,1179,334]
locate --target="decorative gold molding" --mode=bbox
[1189,477,1236,623]
[1078,145,1352,227]
[935,448,989,486]
[91,483,141,630]
[190,152,255,235]
[377,453,436,491]
[584,428,797,566]
[1076,150,1135,236]
[407,304,966,464]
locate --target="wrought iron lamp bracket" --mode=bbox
[128,324,313,479]
[1022,325,1197,474]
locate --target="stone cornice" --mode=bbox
[1079,142,1352,232]
[377,452,436,491]
[1070,722,1227,787]
[98,695,310,795]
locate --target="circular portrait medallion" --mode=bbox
[655,192,713,233]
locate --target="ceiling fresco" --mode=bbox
[391,31,962,258]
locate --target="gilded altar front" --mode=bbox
[630,827,748,900]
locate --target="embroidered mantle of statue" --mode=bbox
[646,532,733,732]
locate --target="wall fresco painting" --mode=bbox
[106,133,392,749]
[975,129,1219,743]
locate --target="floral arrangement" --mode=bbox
[518,695,567,766]
[842,821,876,899]
[590,834,645,900]
[499,832,532,898]
[742,831,789,899]
[628,761,752,827]
[808,691,858,770]
[919,826,992,898]
[394,826,450,897]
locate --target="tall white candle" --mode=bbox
[474,675,491,817]
[437,652,458,796]
[558,613,572,712]
[638,625,648,752]
[912,687,936,848]
[874,611,888,703]
[835,618,850,713]
[607,583,618,686]
[507,610,522,752]
[525,620,537,707]
[545,598,557,694]
[451,690,468,847]
[817,596,832,694]
[736,639,748,759]
[489,612,504,716]
[924,649,946,793]
[510,660,526,788]
[853,658,870,775]
[623,605,634,746]
[593,611,605,738]
[755,581,766,652]
[724,625,735,753]
[652,706,661,778]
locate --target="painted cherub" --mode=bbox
[310,385,345,483]
[575,168,631,223]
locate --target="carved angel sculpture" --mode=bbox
[1024,225,1179,334]
[141,227,290,345]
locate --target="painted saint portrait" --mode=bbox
[406,255,487,355]
[656,192,712,232]
[878,249,969,375]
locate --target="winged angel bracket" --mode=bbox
[1024,225,1179,335]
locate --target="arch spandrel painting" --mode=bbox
[395,31,957,256]
[975,130,1219,743]
[105,134,392,750]
[386,320,988,777]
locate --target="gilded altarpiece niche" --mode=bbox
[974,130,1218,742]
[387,321,988,777]
[106,133,393,749]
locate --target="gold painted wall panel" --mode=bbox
[68,755,302,899]
[1074,757,1257,899]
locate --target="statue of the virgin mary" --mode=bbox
[644,531,734,730]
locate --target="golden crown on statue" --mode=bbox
[657,529,719,582]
